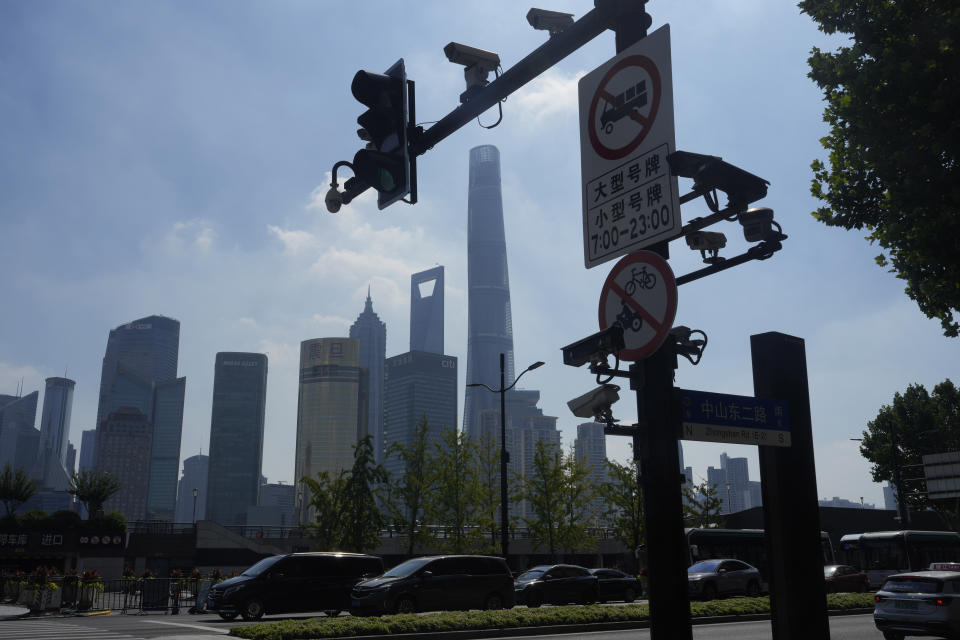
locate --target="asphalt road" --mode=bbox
[0,611,887,640]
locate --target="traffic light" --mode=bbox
[351,59,416,210]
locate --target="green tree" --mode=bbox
[522,441,566,561]
[384,416,435,556]
[859,380,960,526]
[427,426,483,553]
[471,434,502,553]
[800,0,960,337]
[339,436,389,553]
[557,446,599,554]
[601,457,644,572]
[67,470,121,518]
[0,464,37,518]
[683,480,725,528]
[301,469,348,549]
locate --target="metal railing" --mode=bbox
[0,576,211,614]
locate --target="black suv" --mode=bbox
[514,564,599,607]
[350,555,515,615]
[207,552,383,620]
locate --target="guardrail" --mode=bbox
[0,576,212,614]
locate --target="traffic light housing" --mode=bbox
[351,59,416,210]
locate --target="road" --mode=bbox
[0,612,886,640]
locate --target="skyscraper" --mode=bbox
[721,452,750,514]
[575,422,608,522]
[98,407,153,520]
[34,377,75,490]
[175,454,208,523]
[294,338,368,523]
[94,315,186,521]
[0,391,39,470]
[205,353,268,526]
[410,266,444,354]
[78,429,97,473]
[464,145,516,440]
[349,292,386,462]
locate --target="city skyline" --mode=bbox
[2,1,958,509]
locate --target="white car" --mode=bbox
[874,570,960,640]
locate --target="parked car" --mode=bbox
[687,559,762,600]
[514,564,598,607]
[824,564,870,593]
[589,568,643,603]
[874,570,960,640]
[206,552,383,621]
[349,555,514,615]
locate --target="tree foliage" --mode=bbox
[859,379,960,526]
[471,434,502,553]
[0,463,37,518]
[601,457,644,571]
[800,0,960,336]
[68,469,121,519]
[384,416,435,556]
[301,470,348,549]
[682,480,725,528]
[428,427,483,554]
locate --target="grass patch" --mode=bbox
[229,593,876,640]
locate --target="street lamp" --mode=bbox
[467,353,544,563]
[192,488,199,524]
[851,436,910,525]
[725,483,732,514]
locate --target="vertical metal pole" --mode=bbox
[891,430,911,526]
[752,332,830,640]
[500,352,509,561]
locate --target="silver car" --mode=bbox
[687,559,762,600]
[874,570,960,640]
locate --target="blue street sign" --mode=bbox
[678,388,791,447]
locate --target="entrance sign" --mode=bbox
[599,250,678,361]
[579,25,682,268]
[678,388,791,447]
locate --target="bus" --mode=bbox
[838,530,960,589]
[686,528,835,586]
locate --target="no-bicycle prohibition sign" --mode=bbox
[599,251,678,361]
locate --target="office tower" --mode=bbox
[0,391,39,469]
[66,443,76,476]
[410,266,444,354]
[883,482,898,511]
[706,465,725,510]
[94,315,186,521]
[575,422,608,522]
[748,480,763,509]
[382,351,458,481]
[78,429,97,472]
[97,407,153,520]
[464,145,517,439]
[349,292,386,463]
[251,482,296,527]
[174,454,208,523]
[205,353,268,526]
[721,452,750,514]
[34,377,75,490]
[295,338,368,523]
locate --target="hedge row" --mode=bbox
[228,593,876,640]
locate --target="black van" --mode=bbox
[207,552,383,620]
[350,555,515,615]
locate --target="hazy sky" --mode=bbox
[2,1,956,509]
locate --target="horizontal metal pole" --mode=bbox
[410,6,613,156]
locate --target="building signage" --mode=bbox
[678,388,791,447]
[0,533,28,547]
[579,24,681,268]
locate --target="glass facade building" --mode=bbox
[464,145,517,440]
[34,377,75,490]
[205,352,268,526]
[98,407,153,520]
[382,351,458,482]
[294,338,368,524]
[410,266,444,355]
[175,453,209,523]
[349,292,386,463]
[0,391,39,470]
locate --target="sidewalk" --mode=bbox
[0,603,29,619]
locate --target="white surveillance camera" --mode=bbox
[526,8,574,35]
[567,384,621,421]
[325,186,343,214]
[739,207,775,243]
[685,231,727,251]
[443,42,501,71]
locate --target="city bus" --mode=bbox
[686,528,835,585]
[838,530,960,589]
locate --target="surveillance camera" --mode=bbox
[667,151,769,209]
[685,231,727,251]
[739,207,775,242]
[324,185,343,214]
[443,42,501,71]
[567,384,621,421]
[561,325,625,368]
[526,8,574,35]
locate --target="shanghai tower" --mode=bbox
[464,145,516,439]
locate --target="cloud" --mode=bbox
[167,219,216,254]
[268,225,316,255]
[0,362,45,396]
[511,68,585,124]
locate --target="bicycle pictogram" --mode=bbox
[623,265,657,296]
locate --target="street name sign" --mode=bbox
[578,24,682,268]
[599,250,678,361]
[678,388,791,447]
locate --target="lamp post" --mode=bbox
[725,483,732,514]
[192,488,199,523]
[852,436,910,525]
[467,354,544,563]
